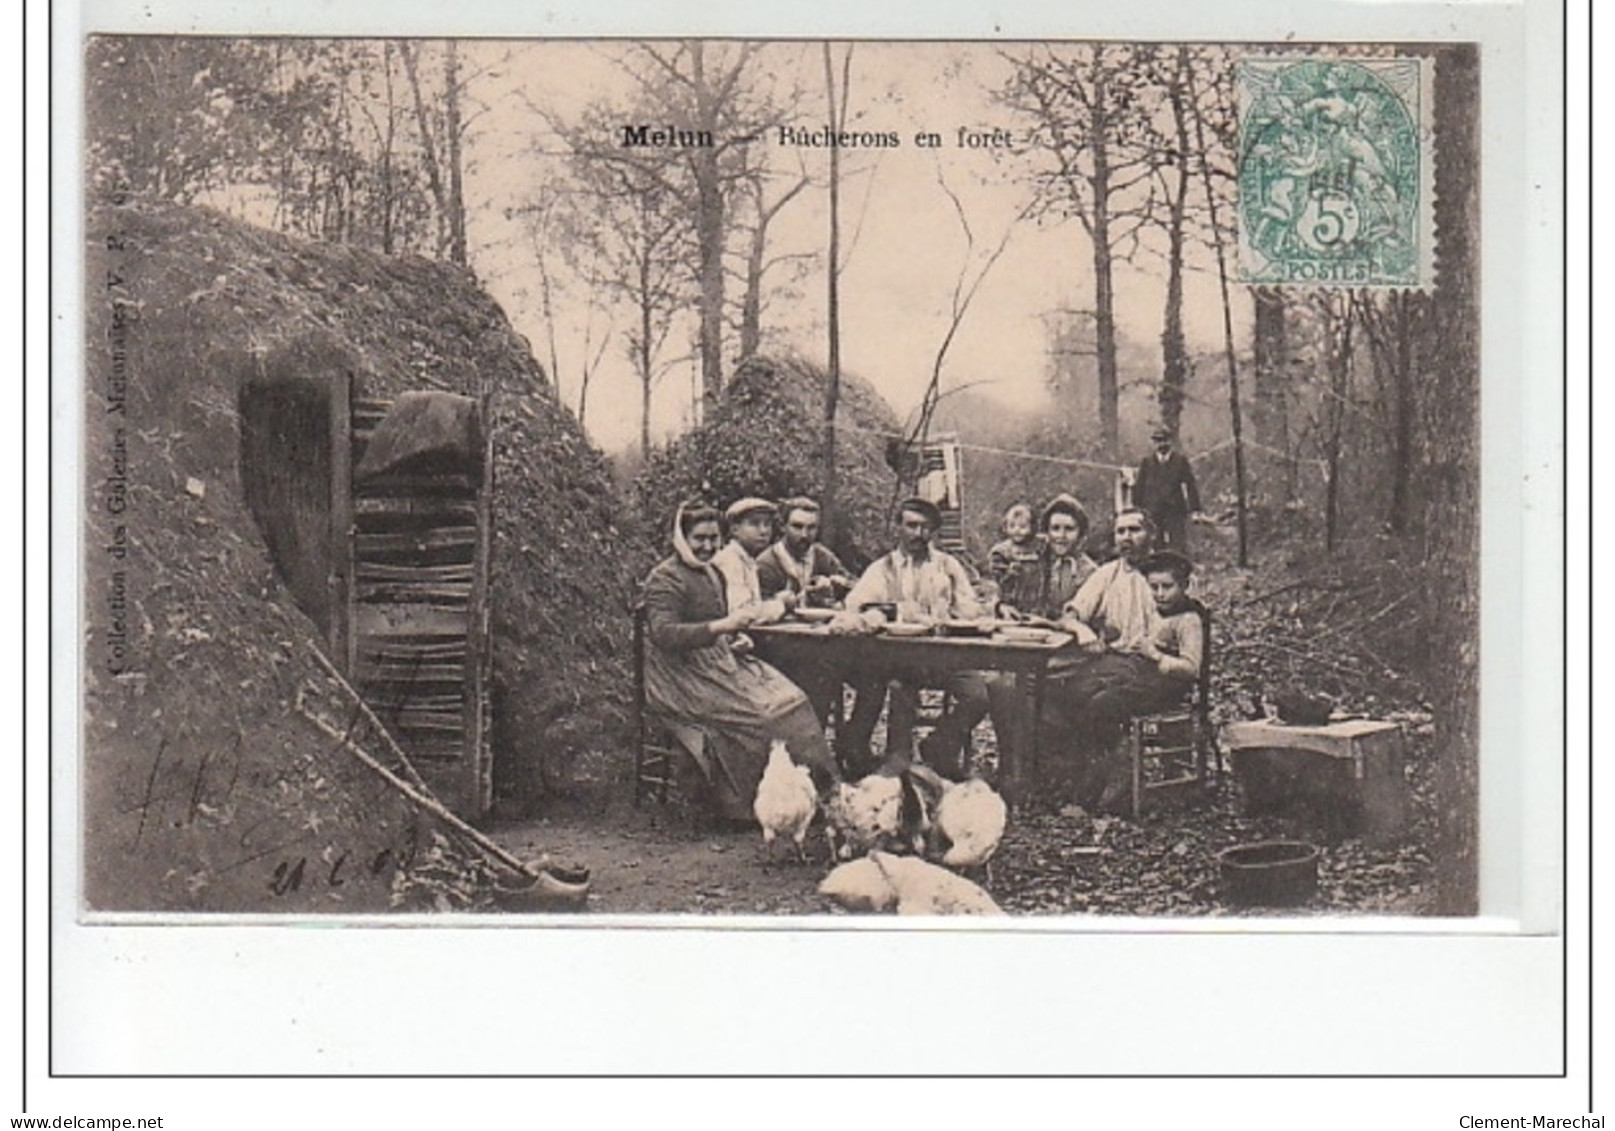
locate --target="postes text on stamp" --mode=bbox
[1237,56,1433,288]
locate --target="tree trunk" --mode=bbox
[1252,288,1294,501]
[1389,292,1417,535]
[399,41,450,260]
[1187,64,1249,566]
[444,40,467,266]
[1089,54,1120,457]
[379,42,397,255]
[1423,45,1481,916]
[1323,296,1353,554]
[821,42,845,547]
[740,211,765,359]
[639,288,654,462]
[689,43,727,419]
[1158,47,1192,438]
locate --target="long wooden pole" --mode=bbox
[821,41,844,546]
[305,647,539,879]
[298,688,538,879]
[1187,65,1250,567]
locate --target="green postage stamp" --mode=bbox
[1237,56,1434,289]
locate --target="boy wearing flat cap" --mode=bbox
[712,497,792,626]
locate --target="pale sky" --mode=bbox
[457,41,1251,453]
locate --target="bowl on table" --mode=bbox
[937,619,994,637]
[792,606,838,624]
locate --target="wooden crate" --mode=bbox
[1222,719,1409,844]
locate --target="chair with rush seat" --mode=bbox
[631,602,678,807]
[1126,598,1216,819]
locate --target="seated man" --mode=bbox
[756,496,856,607]
[1051,511,1201,808]
[754,495,855,723]
[836,496,1001,778]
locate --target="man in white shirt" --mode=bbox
[837,497,999,778]
[1051,508,1188,809]
[1060,507,1159,654]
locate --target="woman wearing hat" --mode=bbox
[640,501,838,822]
[999,493,1099,622]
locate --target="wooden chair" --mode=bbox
[1127,598,1216,819]
[632,602,679,807]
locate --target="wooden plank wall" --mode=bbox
[343,393,492,818]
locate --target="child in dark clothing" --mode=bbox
[986,502,1044,615]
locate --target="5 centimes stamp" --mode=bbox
[1236,56,1434,288]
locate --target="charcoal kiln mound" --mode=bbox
[83,199,635,911]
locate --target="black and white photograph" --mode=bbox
[34,0,1582,1106]
[79,35,1482,919]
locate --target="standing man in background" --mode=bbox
[1133,426,1204,552]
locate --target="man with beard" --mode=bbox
[756,496,855,609]
[835,497,1001,778]
[1050,508,1186,809]
[753,496,856,725]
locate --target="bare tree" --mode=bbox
[1185,59,1251,566]
[1156,45,1194,438]
[1251,287,1298,501]
[1354,289,1423,535]
[905,169,1025,454]
[821,42,851,546]
[735,168,814,359]
[1003,44,1158,457]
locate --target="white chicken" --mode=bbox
[934,778,1008,872]
[901,766,1008,875]
[822,772,904,861]
[752,739,817,863]
[817,851,1003,916]
[816,856,897,912]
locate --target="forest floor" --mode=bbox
[485,732,1435,919]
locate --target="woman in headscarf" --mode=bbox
[640,501,839,822]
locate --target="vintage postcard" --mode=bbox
[49,0,1571,1092]
[78,34,1484,919]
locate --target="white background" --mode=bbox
[16,0,1594,1125]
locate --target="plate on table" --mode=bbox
[996,626,1057,645]
[881,622,933,638]
[792,606,838,623]
[937,619,994,637]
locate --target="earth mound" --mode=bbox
[83,199,635,910]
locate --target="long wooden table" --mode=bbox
[749,621,1077,803]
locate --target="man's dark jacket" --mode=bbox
[1134,449,1202,522]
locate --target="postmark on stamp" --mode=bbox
[1236,56,1433,288]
